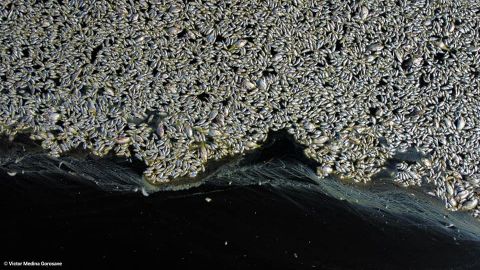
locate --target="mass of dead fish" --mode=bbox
[0,0,479,218]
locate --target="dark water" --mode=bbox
[1,133,480,269]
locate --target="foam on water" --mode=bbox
[204,158,480,242]
[2,136,479,243]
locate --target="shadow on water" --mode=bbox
[1,132,480,269]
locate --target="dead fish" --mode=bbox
[313,136,329,145]
[115,136,131,144]
[256,78,267,90]
[243,79,256,90]
[455,116,465,130]
[367,43,384,52]
[359,6,369,20]
[156,123,165,137]
[434,40,449,51]
[462,198,478,210]
[232,39,247,49]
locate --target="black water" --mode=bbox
[1,133,480,269]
